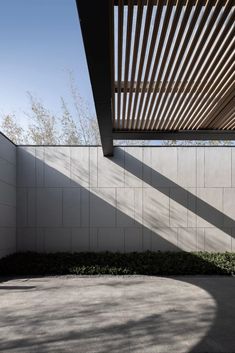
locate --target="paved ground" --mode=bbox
[0,276,234,353]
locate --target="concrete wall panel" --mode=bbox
[14,146,235,253]
[0,134,16,258]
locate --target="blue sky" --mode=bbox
[0,0,95,128]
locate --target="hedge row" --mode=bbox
[0,251,234,276]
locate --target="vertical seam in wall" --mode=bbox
[34,148,36,251]
[231,147,233,187]
[88,147,91,251]
[15,147,18,251]
[115,187,117,228]
[203,147,205,188]
[96,148,98,188]
[141,147,143,250]
[62,188,64,227]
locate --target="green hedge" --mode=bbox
[0,251,234,276]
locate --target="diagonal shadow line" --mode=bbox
[111,148,235,237]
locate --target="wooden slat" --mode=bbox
[174,10,235,130]
[160,0,231,131]
[132,0,164,129]
[122,0,134,128]
[117,0,124,129]
[155,0,214,131]
[187,55,235,129]
[211,103,235,129]
[210,94,235,128]
[139,0,175,130]
[141,0,183,130]
[126,0,144,129]
[130,0,154,129]
[222,115,235,130]
[192,78,235,130]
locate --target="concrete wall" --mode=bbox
[16,146,235,253]
[0,134,16,258]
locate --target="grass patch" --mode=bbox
[0,251,234,276]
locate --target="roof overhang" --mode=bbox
[76,0,235,156]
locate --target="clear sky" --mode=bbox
[0,0,95,127]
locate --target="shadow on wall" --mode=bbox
[2,145,232,353]
[17,147,179,252]
[17,146,234,253]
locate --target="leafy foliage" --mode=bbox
[0,114,27,144]
[0,251,234,276]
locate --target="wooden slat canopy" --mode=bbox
[77,0,235,156]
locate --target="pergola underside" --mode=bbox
[76,0,235,156]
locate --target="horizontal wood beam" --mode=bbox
[113,1,220,6]
[114,80,216,93]
[112,130,235,140]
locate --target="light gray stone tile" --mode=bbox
[71,147,89,187]
[36,228,45,253]
[0,180,16,207]
[223,188,235,227]
[169,188,188,227]
[17,228,36,252]
[35,147,44,187]
[0,158,16,185]
[143,188,170,229]
[143,147,152,187]
[197,228,205,251]
[0,134,16,164]
[28,188,36,226]
[90,188,116,227]
[89,147,98,187]
[37,188,62,227]
[232,229,235,252]
[152,228,178,251]
[17,147,35,187]
[16,188,27,227]
[98,228,124,252]
[63,188,80,227]
[205,147,231,187]
[134,188,143,226]
[44,228,71,252]
[117,188,135,227]
[0,228,16,251]
[232,149,235,187]
[196,188,223,228]
[178,228,197,251]
[204,228,232,252]
[90,228,98,251]
[178,148,196,187]
[187,188,197,227]
[44,147,70,187]
[71,228,90,252]
[143,228,152,251]
[98,147,124,187]
[151,148,177,187]
[196,148,205,187]
[0,204,16,227]
[124,227,142,252]
[81,188,90,226]
[124,147,143,187]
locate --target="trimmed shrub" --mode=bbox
[0,251,234,276]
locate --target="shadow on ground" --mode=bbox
[0,276,234,353]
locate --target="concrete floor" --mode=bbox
[0,276,234,353]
